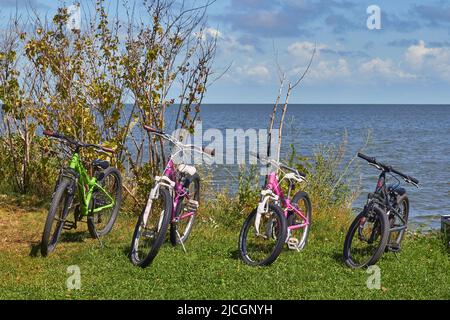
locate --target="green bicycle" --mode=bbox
[41,130,123,256]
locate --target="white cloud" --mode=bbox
[291,58,350,82]
[236,64,271,82]
[221,36,255,54]
[286,41,419,83]
[404,40,450,81]
[287,41,326,61]
[195,27,222,41]
[405,40,435,66]
[319,58,350,79]
[197,27,255,54]
[284,40,450,84]
[287,40,353,83]
[287,41,349,83]
[204,27,222,39]
[359,58,416,81]
[224,39,450,86]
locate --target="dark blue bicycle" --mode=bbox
[343,153,419,268]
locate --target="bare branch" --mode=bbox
[292,42,316,89]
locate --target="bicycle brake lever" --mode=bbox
[368,162,382,170]
[405,178,419,189]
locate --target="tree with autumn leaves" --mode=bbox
[0,0,216,203]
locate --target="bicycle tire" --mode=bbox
[239,204,287,266]
[287,191,312,250]
[87,167,123,238]
[41,178,74,256]
[130,187,172,268]
[170,174,200,246]
[343,206,389,268]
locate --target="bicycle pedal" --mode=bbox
[63,221,77,230]
[287,237,300,251]
[186,200,199,211]
[254,232,268,239]
[142,229,156,239]
[387,244,401,253]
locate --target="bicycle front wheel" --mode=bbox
[41,178,74,256]
[87,167,123,238]
[343,206,389,268]
[239,204,287,266]
[130,187,172,268]
[170,174,200,246]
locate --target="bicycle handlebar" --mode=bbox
[202,147,215,156]
[143,125,164,135]
[357,152,375,164]
[357,152,419,185]
[391,167,419,185]
[250,152,306,177]
[280,163,306,177]
[143,125,215,157]
[43,130,115,154]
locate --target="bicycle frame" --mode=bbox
[263,172,309,231]
[161,158,196,223]
[67,153,115,217]
[142,127,211,230]
[369,170,407,233]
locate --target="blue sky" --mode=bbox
[1,0,450,104]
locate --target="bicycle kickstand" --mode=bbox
[176,230,187,253]
[94,230,103,249]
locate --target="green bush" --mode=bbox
[236,164,261,210]
[198,137,356,234]
[287,139,357,235]
[0,135,59,197]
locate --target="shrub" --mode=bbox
[0,135,59,197]
[287,135,359,235]
[199,136,357,234]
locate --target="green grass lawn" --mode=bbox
[0,198,449,300]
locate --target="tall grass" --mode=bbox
[198,164,261,229]
[296,143,357,234]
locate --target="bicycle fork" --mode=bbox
[255,190,279,237]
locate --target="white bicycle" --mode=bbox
[130,125,214,268]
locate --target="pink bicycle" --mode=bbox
[130,125,214,268]
[238,153,312,266]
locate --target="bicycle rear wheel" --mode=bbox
[41,178,74,256]
[170,174,200,246]
[239,204,287,266]
[87,167,123,238]
[387,195,409,250]
[287,191,312,251]
[343,206,389,268]
[130,187,172,268]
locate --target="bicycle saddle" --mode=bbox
[92,159,109,170]
[178,164,196,176]
[387,185,406,196]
